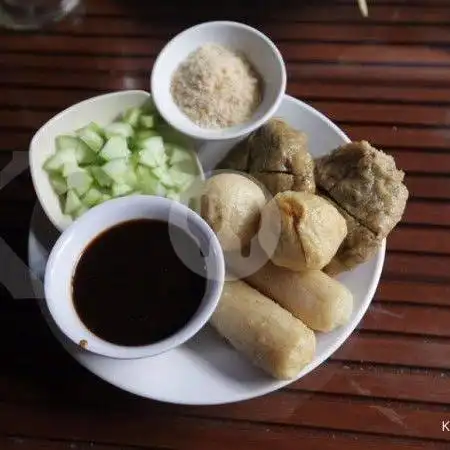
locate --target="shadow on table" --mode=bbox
[118,0,316,33]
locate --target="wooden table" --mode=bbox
[1,0,449,448]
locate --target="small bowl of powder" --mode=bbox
[150,21,286,141]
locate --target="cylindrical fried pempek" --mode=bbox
[210,279,316,380]
[245,262,353,332]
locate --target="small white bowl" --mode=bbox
[29,90,204,232]
[44,195,225,359]
[150,21,286,141]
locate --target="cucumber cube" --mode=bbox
[122,107,141,127]
[64,190,82,215]
[137,165,165,195]
[168,147,193,166]
[55,135,80,151]
[104,122,134,139]
[134,129,159,143]
[43,155,60,172]
[132,130,159,152]
[99,136,131,161]
[111,183,133,197]
[169,168,196,191]
[43,153,65,172]
[62,160,80,178]
[49,173,67,195]
[82,187,103,207]
[67,169,93,197]
[139,114,155,129]
[44,147,78,173]
[89,166,112,187]
[73,205,88,219]
[102,158,129,183]
[138,137,166,168]
[76,143,98,165]
[77,124,104,152]
[124,169,138,188]
[152,165,175,188]
[171,159,198,175]
[81,122,104,137]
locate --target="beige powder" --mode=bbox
[171,43,262,129]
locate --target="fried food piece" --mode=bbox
[252,172,315,197]
[219,118,315,195]
[315,141,409,236]
[258,191,347,271]
[244,262,353,332]
[200,173,266,251]
[210,279,316,380]
[321,195,382,276]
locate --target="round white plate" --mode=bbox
[28,95,385,405]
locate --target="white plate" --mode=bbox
[28,95,385,405]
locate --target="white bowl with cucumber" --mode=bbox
[30,90,204,231]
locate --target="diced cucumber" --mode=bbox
[138,137,166,168]
[102,158,130,184]
[111,183,133,197]
[122,107,141,127]
[89,166,112,187]
[99,136,130,161]
[134,129,159,143]
[77,123,104,152]
[168,146,193,166]
[141,135,165,152]
[76,144,98,165]
[152,165,175,188]
[55,135,80,152]
[73,205,88,219]
[64,190,82,215]
[44,154,62,172]
[49,173,67,195]
[62,160,80,178]
[124,169,138,188]
[138,148,165,168]
[82,187,103,207]
[128,151,141,168]
[139,114,155,129]
[45,102,198,221]
[44,153,66,172]
[171,159,198,175]
[66,169,93,197]
[168,168,196,191]
[104,122,134,139]
[132,130,159,152]
[81,122,104,137]
[136,165,165,195]
[44,147,78,173]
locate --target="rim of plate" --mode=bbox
[30,94,386,405]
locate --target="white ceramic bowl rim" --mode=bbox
[29,89,205,233]
[150,20,287,141]
[44,195,225,359]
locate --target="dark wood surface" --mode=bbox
[1,0,449,448]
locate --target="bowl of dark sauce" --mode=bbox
[44,195,225,359]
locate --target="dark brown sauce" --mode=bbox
[72,219,207,346]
